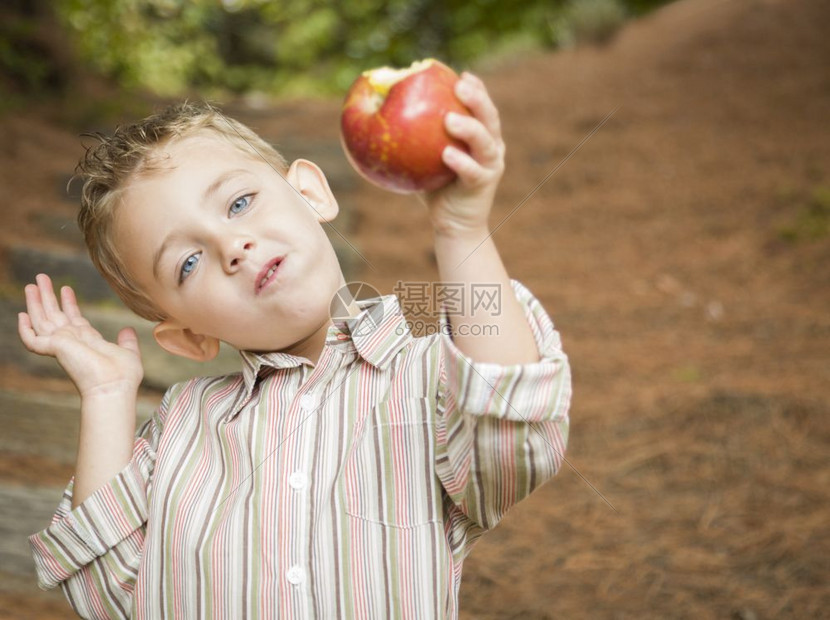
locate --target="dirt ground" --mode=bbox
[1,0,828,617]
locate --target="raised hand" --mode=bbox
[18,274,144,398]
[422,71,506,238]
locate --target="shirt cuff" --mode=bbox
[439,279,572,421]
[29,439,154,590]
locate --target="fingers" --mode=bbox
[443,72,505,186]
[22,274,88,339]
[23,281,47,329]
[116,327,141,356]
[24,275,84,322]
[442,146,493,187]
[455,72,502,142]
[20,276,62,356]
[60,284,86,323]
[445,112,504,169]
[25,274,65,331]
[442,110,505,187]
[17,311,47,355]
[36,273,62,317]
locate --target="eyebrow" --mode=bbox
[152,236,176,281]
[151,168,250,280]
[202,168,249,205]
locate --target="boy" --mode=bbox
[19,72,570,618]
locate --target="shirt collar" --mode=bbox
[330,293,412,369]
[236,293,411,396]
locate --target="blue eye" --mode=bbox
[229,195,251,216]
[179,253,201,283]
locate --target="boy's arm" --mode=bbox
[423,73,538,365]
[30,412,159,612]
[18,274,143,507]
[433,233,537,364]
[424,74,571,539]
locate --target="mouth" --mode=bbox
[255,256,285,294]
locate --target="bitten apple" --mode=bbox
[340,59,472,194]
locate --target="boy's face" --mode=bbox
[114,131,345,358]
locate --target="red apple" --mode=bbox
[340,59,472,194]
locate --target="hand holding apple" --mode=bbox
[422,71,506,238]
[341,60,505,237]
[340,59,473,194]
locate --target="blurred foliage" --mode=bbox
[2,0,677,100]
[0,15,52,91]
[551,0,628,47]
[54,0,565,97]
[0,0,71,107]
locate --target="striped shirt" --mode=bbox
[30,280,571,619]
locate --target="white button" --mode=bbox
[286,565,305,585]
[288,471,307,490]
[299,394,317,411]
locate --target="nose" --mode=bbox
[221,235,255,273]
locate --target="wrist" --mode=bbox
[432,223,491,245]
[80,382,140,408]
[433,226,499,285]
[78,372,142,398]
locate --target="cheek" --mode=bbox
[309,233,341,284]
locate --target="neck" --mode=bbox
[281,319,332,366]
[283,277,364,365]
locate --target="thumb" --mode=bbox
[116,327,141,356]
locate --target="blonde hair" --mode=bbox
[77,101,288,321]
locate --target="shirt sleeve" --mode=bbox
[434,279,571,537]
[28,391,167,619]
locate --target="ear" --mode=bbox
[153,320,220,362]
[286,159,339,222]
